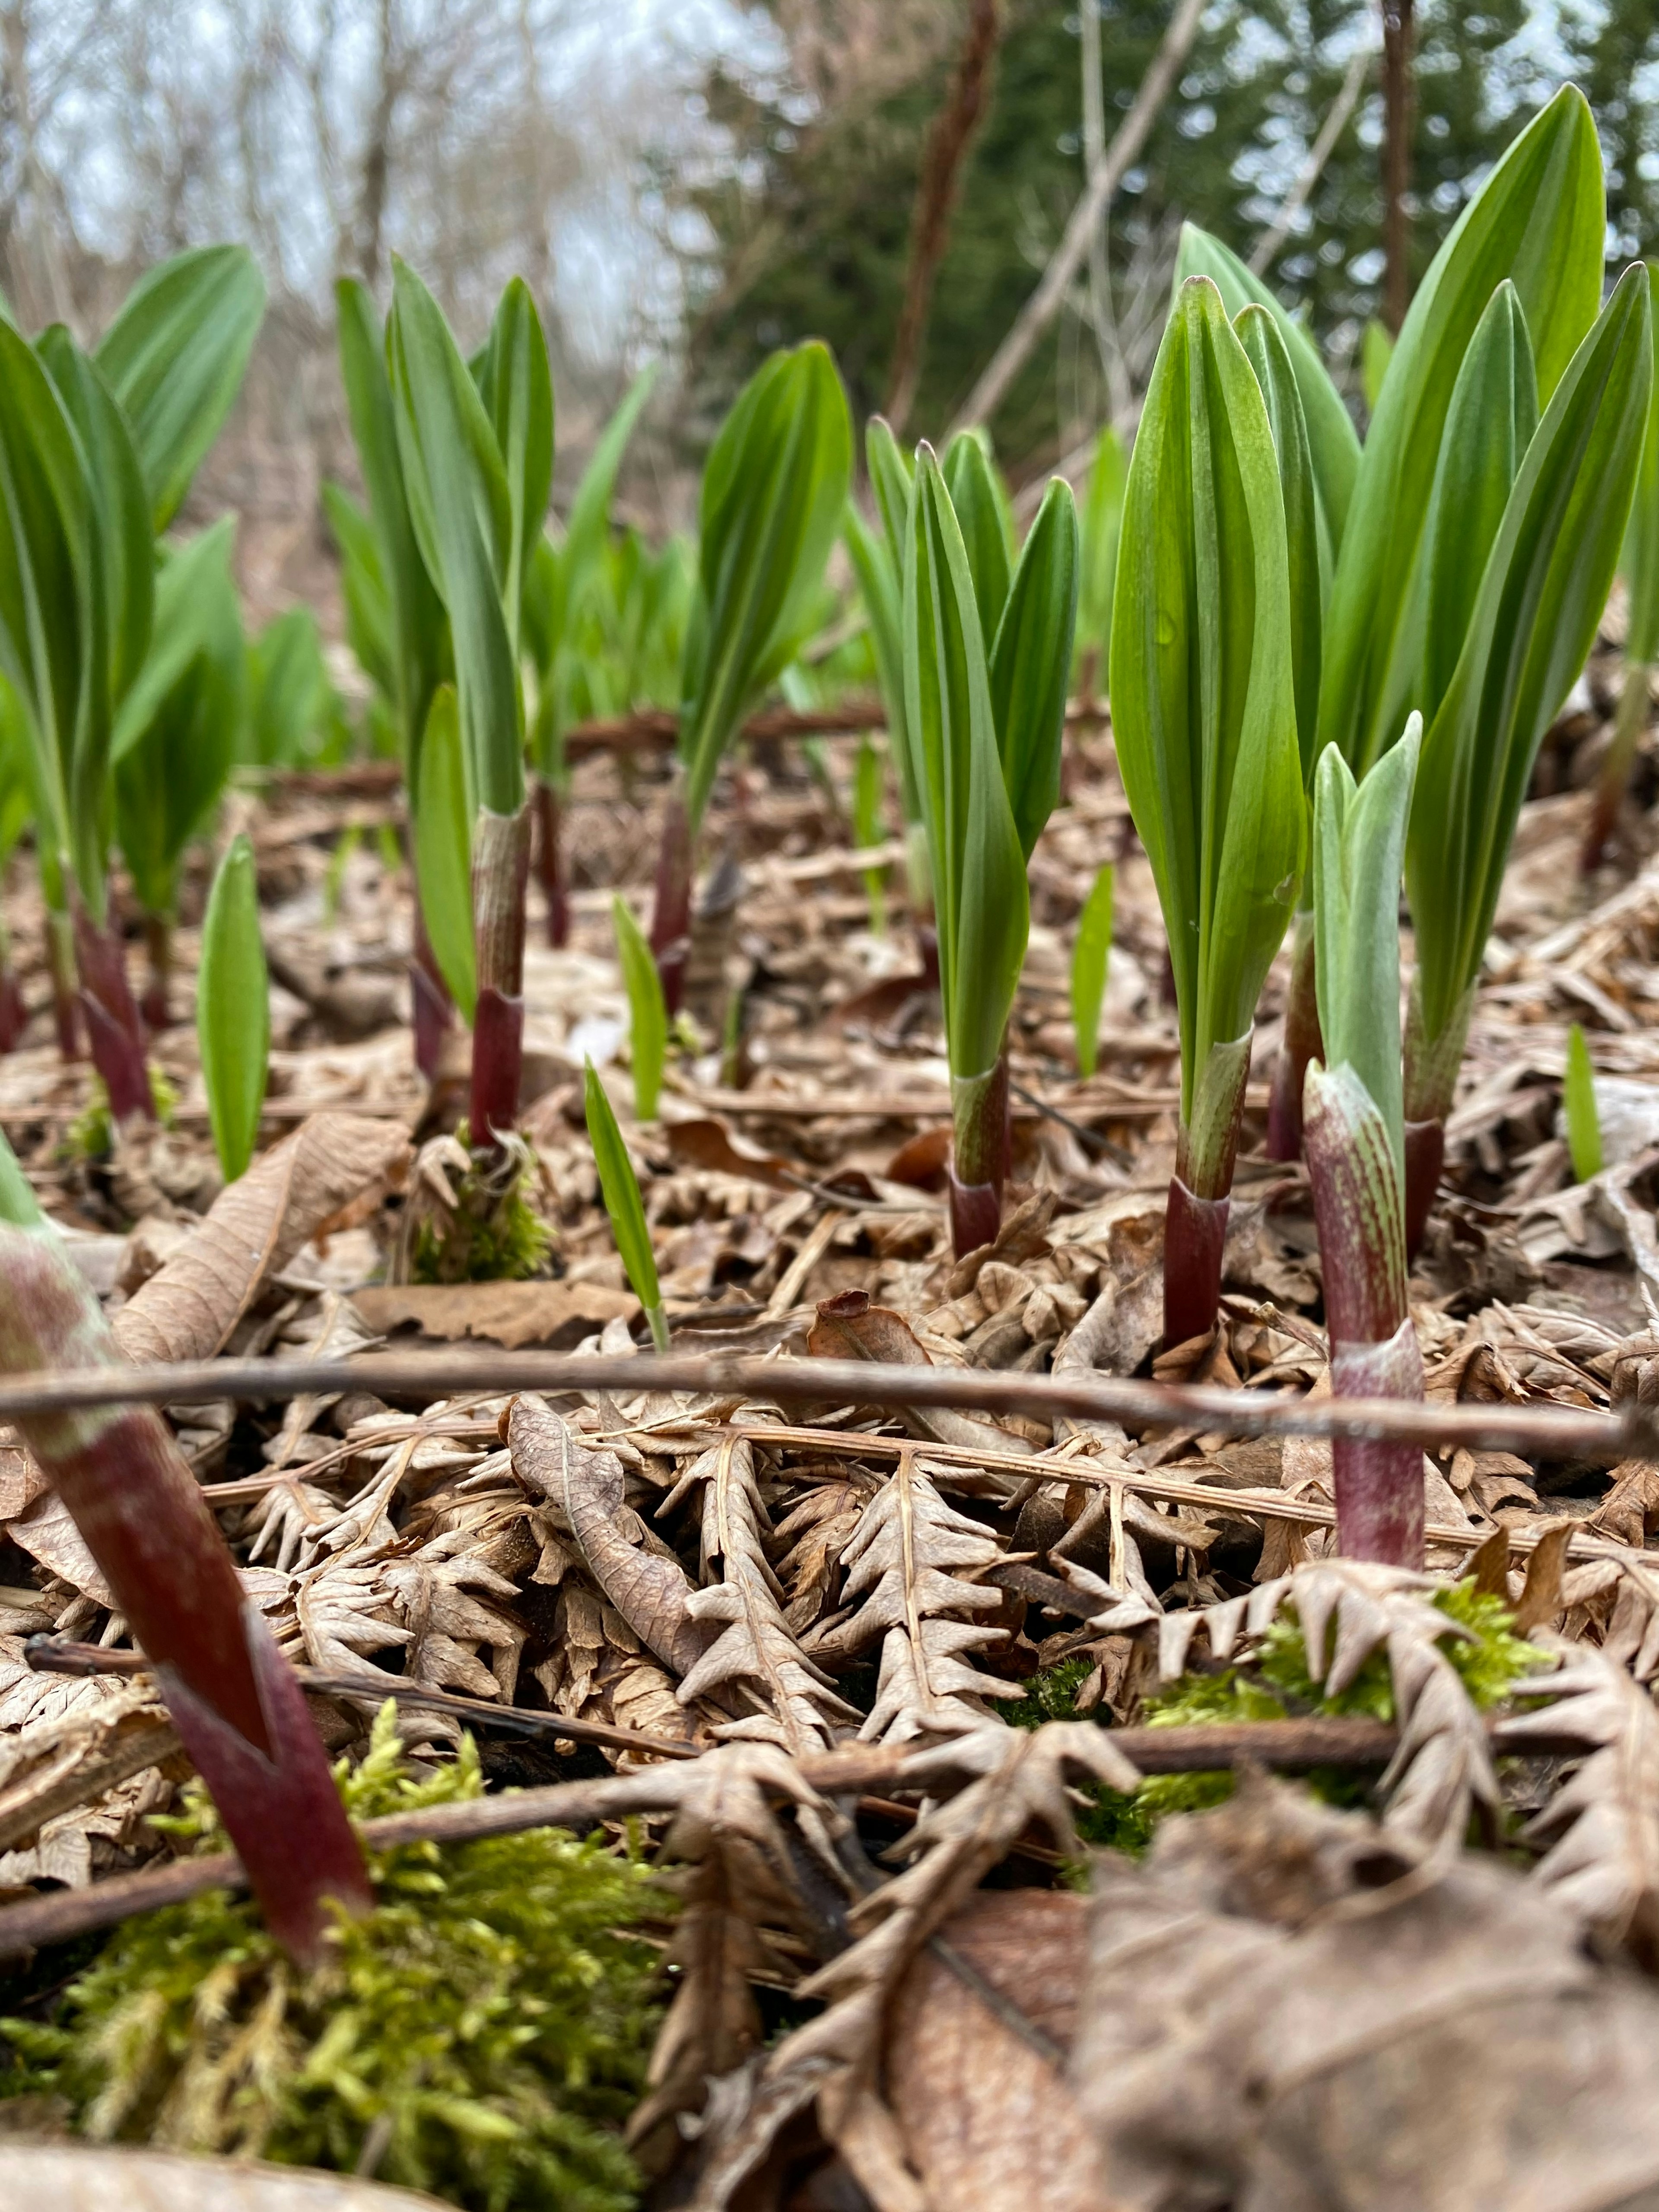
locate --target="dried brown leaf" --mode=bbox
[806,1290,1031,1459]
[7,2143,449,2210]
[353,1279,637,1349]
[114,1113,411,1366]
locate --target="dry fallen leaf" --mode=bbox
[352,1279,637,1349]
[6,2143,449,2211]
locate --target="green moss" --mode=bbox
[1004,1579,1551,1854]
[0,1709,662,2212]
[62,1066,180,1162]
[413,1149,554,1285]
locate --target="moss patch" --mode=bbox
[413,1149,554,1285]
[0,1710,662,2212]
[62,1065,180,1162]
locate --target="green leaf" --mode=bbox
[1076,425,1128,688]
[843,499,919,827]
[852,731,889,934]
[1564,1022,1602,1183]
[1416,280,1538,726]
[474,277,554,658]
[1620,262,1659,665]
[113,519,244,918]
[1071,864,1113,1080]
[613,896,667,1121]
[93,245,265,531]
[942,429,1012,649]
[903,444,1029,1085]
[583,1057,664,1341]
[988,475,1078,860]
[412,686,478,1023]
[865,415,914,573]
[680,341,852,829]
[1361,318,1394,415]
[1174,222,1360,553]
[1319,86,1605,776]
[1234,303,1324,781]
[197,833,269,1184]
[552,365,657,661]
[388,260,522,818]
[1312,716,1420,1183]
[335,279,446,785]
[1109,275,1305,1125]
[245,607,336,769]
[321,480,397,703]
[1408,263,1653,1050]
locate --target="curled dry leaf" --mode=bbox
[814,1449,1022,1743]
[1075,1775,1659,2212]
[114,1112,411,1366]
[352,1280,637,1350]
[508,1394,712,1677]
[807,1290,1031,1459]
[0,1670,175,1853]
[8,2143,449,2211]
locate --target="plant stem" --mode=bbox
[410,904,454,1085]
[1582,658,1651,874]
[1401,972,1476,1257]
[1303,1059,1424,1566]
[532,773,571,949]
[948,1048,1010,1258]
[73,907,153,1125]
[0,1213,372,1961]
[648,786,694,1017]
[468,804,531,1151]
[1165,1033,1252,1348]
[645,1301,671,1354]
[0,921,25,1055]
[1266,908,1321,1161]
[140,913,172,1033]
[46,908,81,1062]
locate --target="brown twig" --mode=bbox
[1381,0,1415,334]
[886,0,1004,435]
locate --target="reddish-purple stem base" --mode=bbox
[534,779,570,950]
[1266,923,1321,1162]
[0,962,25,1054]
[916,923,941,995]
[1163,1175,1230,1350]
[73,911,152,1125]
[948,1170,1001,1259]
[650,796,694,1018]
[410,906,454,1084]
[1403,1118,1444,1259]
[469,986,524,1150]
[1329,1322,1427,1567]
[140,915,171,1033]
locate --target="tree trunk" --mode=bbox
[1381,0,1415,335]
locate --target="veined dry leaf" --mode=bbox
[1510,1644,1659,1964]
[8,2144,449,2211]
[664,1116,798,1189]
[381,1544,524,1704]
[630,1743,842,2166]
[812,1452,1020,1742]
[675,1438,858,1754]
[352,1279,637,1349]
[773,1478,871,1636]
[1075,1774,1659,2212]
[114,1112,411,1365]
[807,1290,1032,1460]
[509,1395,712,1677]
[0,1672,175,1853]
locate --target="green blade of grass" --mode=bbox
[1071,864,1113,1080]
[988,475,1079,861]
[197,833,270,1184]
[583,1058,666,1349]
[613,896,667,1121]
[1564,1023,1603,1182]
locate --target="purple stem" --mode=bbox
[0,958,25,1055]
[410,907,454,1085]
[140,914,172,1034]
[649,792,694,1018]
[1162,1174,1230,1351]
[73,908,153,1125]
[1266,913,1320,1162]
[533,776,571,950]
[47,912,82,1062]
[467,806,531,1151]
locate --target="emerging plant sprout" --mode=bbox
[1585,261,1659,873]
[197,833,270,1185]
[852,734,890,937]
[0,1133,370,1959]
[1109,275,1304,1345]
[1564,1022,1602,1183]
[900,448,1078,1256]
[1071,864,1113,1080]
[613,895,667,1122]
[1073,424,1128,703]
[844,419,931,939]
[1303,718,1424,1567]
[585,1058,669,1352]
[651,343,851,1012]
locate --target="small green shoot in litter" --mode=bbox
[612,896,667,1122]
[1564,1021,1602,1182]
[1071,864,1113,1078]
[197,833,269,1183]
[852,733,888,936]
[584,1056,667,1352]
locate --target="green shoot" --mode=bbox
[852,734,889,936]
[1361,317,1394,415]
[412,686,478,1022]
[1071,865,1113,1080]
[1586,261,1659,871]
[197,834,269,1185]
[1074,424,1127,699]
[1564,1023,1603,1182]
[613,896,667,1122]
[584,1058,668,1352]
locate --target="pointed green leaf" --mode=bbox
[942,429,1012,649]
[321,480,397,703]
[1320,86,1605,775]
[1109,275,1305,1121]
[1620,263,1659,665]
[553,364,657,658]
[988,475,1078,860]
[1361,318,1394,415]
[388,260,522,817]
[475,277,553,657]
[843,496,917,825]
[866,415,914,573]
[613,896,667,1121]
[93,245,265,531]
[412,686,478,1023]
[1408,264,1653,1050]
[1071,864,1113,1080]
[1076,425,1128,689]
[1235,303,1324,782]
[903,445,1028,1084]
[584,1056,664,1329]
[1174,222,1360,553]
[1564,1023,1602,1182]
[680,341,852,828]
[197,833,269,1184]
[852,732,889,934]
[246,606,338,769]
